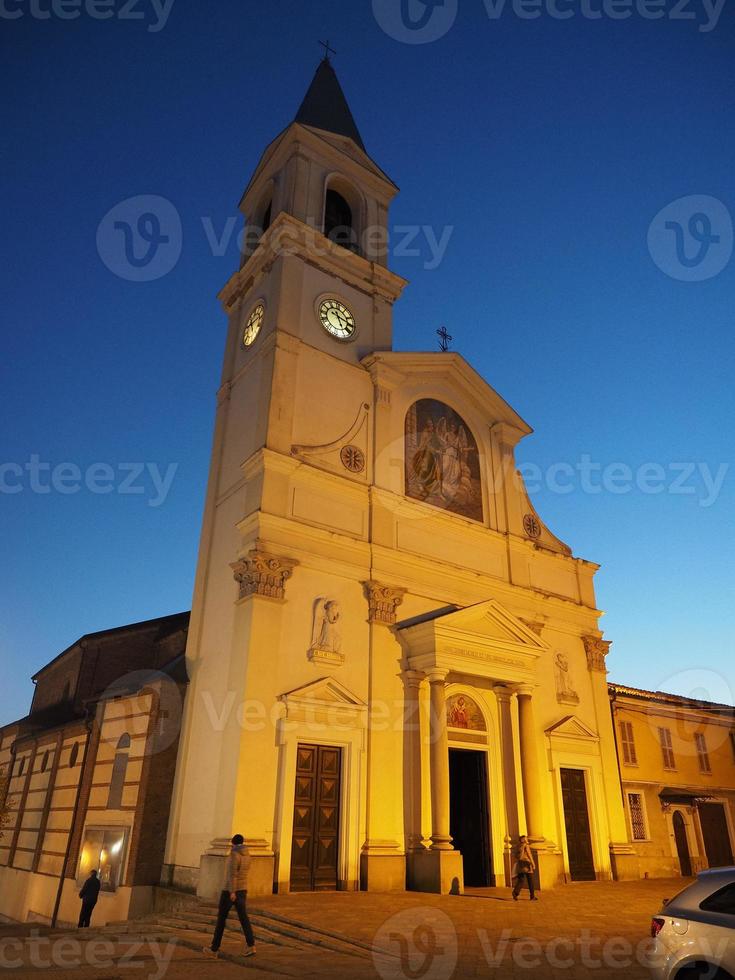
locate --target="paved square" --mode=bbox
[0,879,685,979]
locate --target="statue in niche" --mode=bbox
[555,651,579,703]
[310,598,342,658]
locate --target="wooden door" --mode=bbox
[673,810,693,876]
[699,803,734,869]
[561,768,596,881]
[289,744,341,891]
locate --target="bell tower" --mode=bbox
[164,59,407,894]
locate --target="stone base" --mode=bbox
[610,844,640,881]
[535,848,564,890]
[360,852,407,892]
[407,848,464,895]
[197,841,275,900]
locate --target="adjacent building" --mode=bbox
[611,684,735,879]
[0,613,188,926]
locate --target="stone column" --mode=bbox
[427,669,452,850]
[403,670,425,852]
[494,685,520,842]
[517,685,544,841]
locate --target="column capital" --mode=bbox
[583,634,611,672]
[231,548,298,601]
[402,669,424,690]
[516,684,536,699]
[363,580,407,625]
[493,684,514,704]
[426,668,450,685]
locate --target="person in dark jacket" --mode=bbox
[78,869,101,927]
[512,836,538,901]
[203,835,256,958]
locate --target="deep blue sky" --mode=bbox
[1,0,733,724]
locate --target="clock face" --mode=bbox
[242,302,265,347]
[318,298,356,341]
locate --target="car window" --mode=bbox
[700,883,735,915]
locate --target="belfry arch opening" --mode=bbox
[323,177,361,254]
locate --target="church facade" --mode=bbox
[4,63,734,925]
[162,59,638,898]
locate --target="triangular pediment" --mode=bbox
[546,715,599,741]
[432,599,550,652]
[279,677,365,708]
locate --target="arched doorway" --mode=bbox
[673,810,693,876]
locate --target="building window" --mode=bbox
[69,742,80,768]
[627,791,648,841]
[619,721,638,765]
[17,757,26,778]
[659,727,676,769]
[77,827,128,892]
[695,733,712,773]
[41,751,50,773]
[107,734,131,810]
[730,731,735,764]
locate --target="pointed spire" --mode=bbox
[294,59,366,152]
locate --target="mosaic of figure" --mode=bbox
[446,693,486,731]
[405,400,482,521]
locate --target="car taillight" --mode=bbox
[651,917,665,938]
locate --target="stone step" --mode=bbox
[148,907,371,960]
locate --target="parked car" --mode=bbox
[650,867,735,980]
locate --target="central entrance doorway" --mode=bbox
[449,748,493,886]
[289,744,341,891]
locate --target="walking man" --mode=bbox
[78,869,101,927]
[512,835,538,901]
[203,834,256,958]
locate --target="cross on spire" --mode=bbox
[319,39,337,61]
[437,326,453,352]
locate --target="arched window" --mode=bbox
[69,742,80,768]
[107,734,131,810]
[41,750,50,773]
[404,399,483,522]
[324,188,358,252]
[18,757,26,778]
